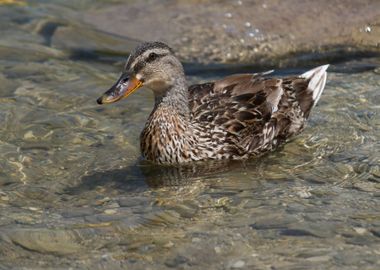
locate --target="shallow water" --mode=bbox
[0,1,379,270]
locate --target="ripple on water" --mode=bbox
[0,1,379,269]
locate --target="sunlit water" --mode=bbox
[0,1,379,269]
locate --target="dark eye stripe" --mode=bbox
[133,53,166,73]
[126,42,173,71]
[133,61,146,74]
[146,53,165,63]
[147,52,158,62]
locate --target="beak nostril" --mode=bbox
[121,76,129,83]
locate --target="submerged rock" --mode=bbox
[1,229,83,255]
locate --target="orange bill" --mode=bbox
[97,74,143,104]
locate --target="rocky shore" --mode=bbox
[81,0,380,65]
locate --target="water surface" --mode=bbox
[0,1,379,269]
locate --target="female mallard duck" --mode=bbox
[97,41,328,164]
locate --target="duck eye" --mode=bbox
[148,52,158,61]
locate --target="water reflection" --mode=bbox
[70,159,258,194]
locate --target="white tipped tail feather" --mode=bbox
[301,64,329,107]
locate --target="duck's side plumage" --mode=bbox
[183,65,328,161]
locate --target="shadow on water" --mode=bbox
[65,158,272,195]
[68,43,380,78]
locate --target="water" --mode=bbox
[0,1,379,269]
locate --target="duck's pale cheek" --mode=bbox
[147,79,171,93]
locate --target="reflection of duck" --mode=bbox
[70,159,243,193]
[97,41,328,164]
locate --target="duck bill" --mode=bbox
[97,74,143,104]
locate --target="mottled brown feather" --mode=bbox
[104,42,329,164]
[187,72,317,158]
[140,65,327,164]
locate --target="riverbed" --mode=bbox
[0,1,379,269]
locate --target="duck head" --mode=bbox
[97,41,185,104]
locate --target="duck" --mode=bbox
[97,41,328,164]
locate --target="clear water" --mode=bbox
[0,1,379,269]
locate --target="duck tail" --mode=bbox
[300,64,329,108]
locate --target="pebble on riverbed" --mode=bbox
[230,260,245,269]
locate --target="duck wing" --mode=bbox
[188,65,328,154]
[189,71,276,131]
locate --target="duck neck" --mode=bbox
[142,76,194,163]
[153,76,189,119]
